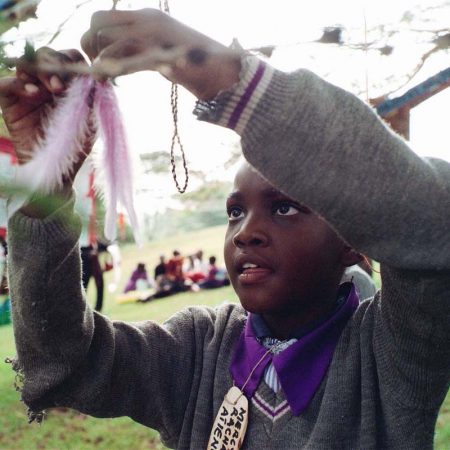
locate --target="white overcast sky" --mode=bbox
[2,0,449,197]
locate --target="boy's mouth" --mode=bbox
[236,260,273,284]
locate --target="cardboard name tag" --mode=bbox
[207,386,249,450]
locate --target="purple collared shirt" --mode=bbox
[230,282,359,415]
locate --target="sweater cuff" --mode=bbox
[8,192,81,248]
[194,55,275,135]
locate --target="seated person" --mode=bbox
[184,250,207,283]
[165,250,188,293]
[123,263,151,293]
[154,255,167,282]
[199,256,229,289]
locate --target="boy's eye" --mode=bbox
[274,203,299,216]
[227,206,244,221]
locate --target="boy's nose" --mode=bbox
[232,216,269,248]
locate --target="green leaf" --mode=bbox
[23,40,36,62]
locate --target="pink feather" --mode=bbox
[9,76,95,216]
[9,76,140,244]
[93,81,139,243]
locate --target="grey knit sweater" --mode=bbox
[8,59,450,449]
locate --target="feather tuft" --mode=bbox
[9,76,95,217]
[93,81,140,243]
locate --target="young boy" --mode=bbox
[2,9,449,450]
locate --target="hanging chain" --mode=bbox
[159,0,189,193]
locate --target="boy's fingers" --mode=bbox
[82,8,165,60]
[15,47,62,93]
[7,107,42,133]
[80,29,96,62]
[16,69,37,83]
[58,49,87,65]
[95,24,142,53]
[82,10,134,60]
[89,9,145,31]
[0,80,52,126]
[16,47,88,94]
[92,39,149,77]
[56,49,89,82]
[0,77,21,99]
[34,48,74,91]
[0,77,38,106]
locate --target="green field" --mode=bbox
[0,224,448,449]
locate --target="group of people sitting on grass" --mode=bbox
[123,249,230,301]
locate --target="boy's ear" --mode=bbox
[341,246,363,267]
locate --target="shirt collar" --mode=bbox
[229,282,359,416]
[251,290,347,340]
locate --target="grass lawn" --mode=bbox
[0,224,448,449]
[0,285,238,450]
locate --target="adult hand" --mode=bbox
[81,8,241,100]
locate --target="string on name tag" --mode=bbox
[207,343,282,450]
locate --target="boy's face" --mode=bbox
[224,163,349,317]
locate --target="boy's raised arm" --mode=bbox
[1,46,199,437]
[194,54,450,410]
[192,32,450,415]
[84,8,450,271]
[8,200,200,437]
[197,58,450,271]
[84,9,450,414]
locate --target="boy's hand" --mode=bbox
[0,48,94,218]
[81,8,241,100]
[0,48,93,172]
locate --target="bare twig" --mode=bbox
[3,45,189,79]
[46,0,95,46]
[409,28,450,34]
[382,45,441,97]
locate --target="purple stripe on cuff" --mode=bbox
[227,61,266,129]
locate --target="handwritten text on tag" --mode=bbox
[207,386,249,450]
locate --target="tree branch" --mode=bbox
[45,0,96,46]
[382,45,442,97]
[3,45,188,78]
